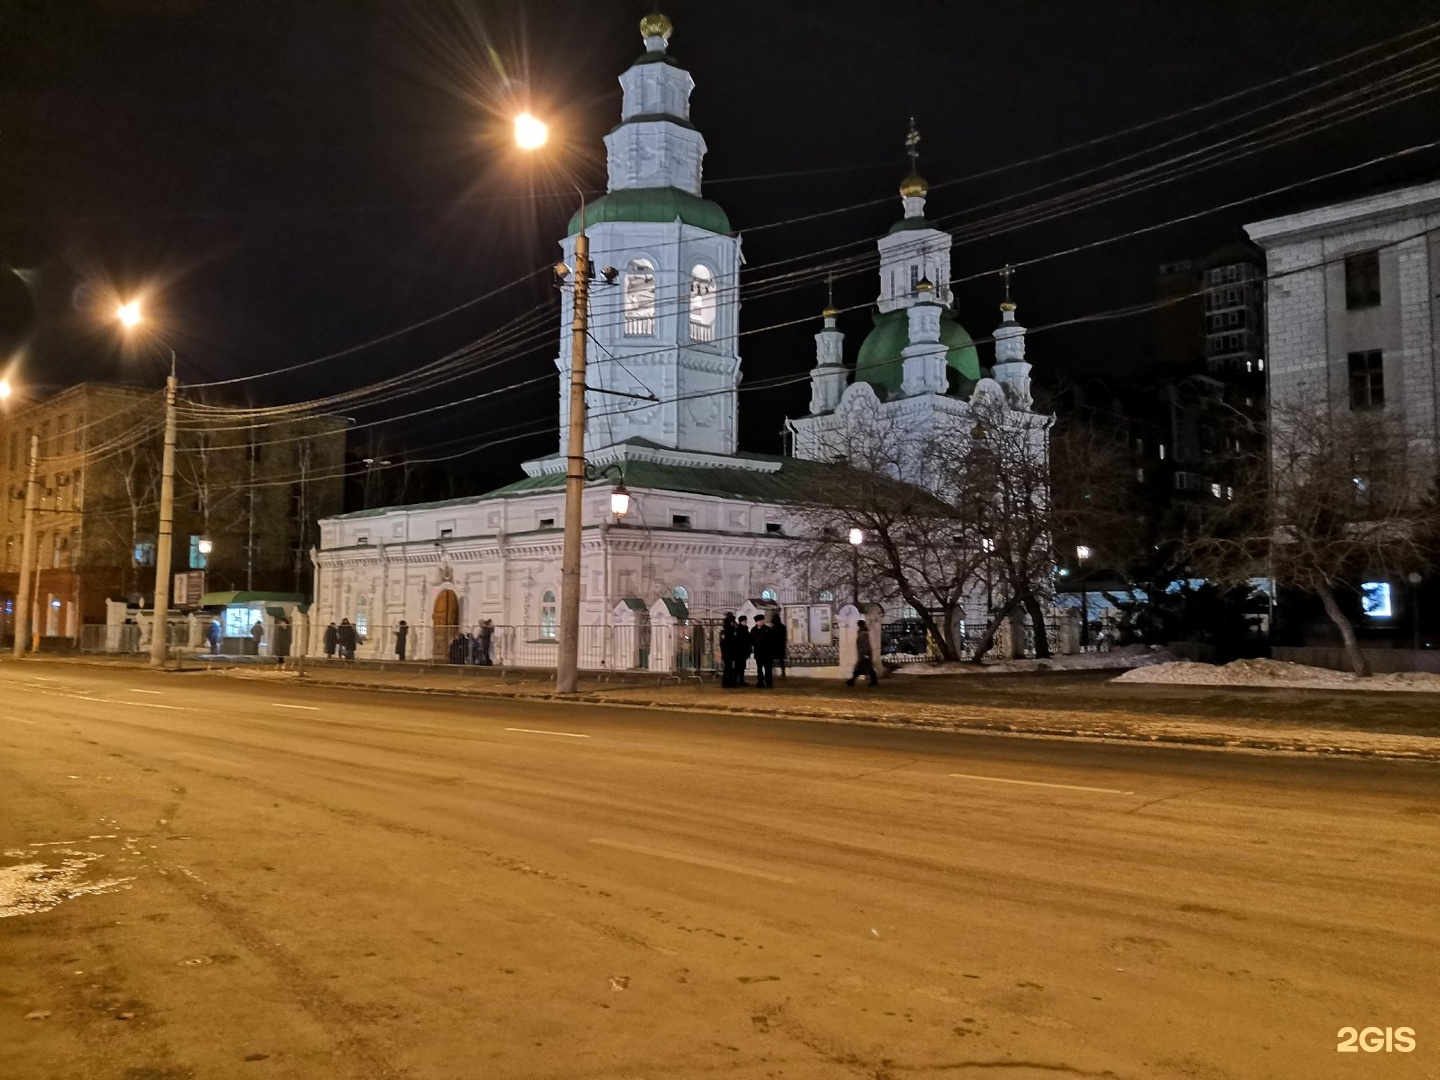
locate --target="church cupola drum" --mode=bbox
[553,13,742,459]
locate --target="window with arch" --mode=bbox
[819,589,834,603]
[540,590,557,640]
[672,585,689,602]
[760,587,777,602]
[624,259,656,335]
[901,604,919,619]
[689,264,715,342]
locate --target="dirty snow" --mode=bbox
[895,644,1176,675]
[1114,657,1440,693]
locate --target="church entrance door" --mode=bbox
[432,590,459,662]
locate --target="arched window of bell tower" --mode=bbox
[624,258,656,336]
[689,264,715,343]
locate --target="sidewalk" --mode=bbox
[14,654,1440,761]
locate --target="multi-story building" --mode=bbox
[1,383,345,644]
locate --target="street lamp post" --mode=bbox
[1076,544,1093,649]
[11,434,38,658]
[848,527,864,606]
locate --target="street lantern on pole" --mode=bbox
[1075,544,1093,648]
[848,527,864,606]
[117,299,179,668]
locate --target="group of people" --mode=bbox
[439,621,494,666]
[718,612,786,688]
[203,616,293,666]
[323,618,359,660]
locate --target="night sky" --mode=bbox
[3,0,1439,490]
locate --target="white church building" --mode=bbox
[312,13,1046,669]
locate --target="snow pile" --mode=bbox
[895,644,1176,675]
[1114,658,1440,693]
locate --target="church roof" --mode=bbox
[482,451,850,504]
[854,306,982,399]
[567,186,731,236]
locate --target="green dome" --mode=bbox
[854,306,982,399]
[567,187,730,236]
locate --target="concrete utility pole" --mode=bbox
[557,222,590,693]
[150,356,178,668]
[12,434,38,659]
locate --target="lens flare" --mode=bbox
[116,301,142,328]
[513,112,548,150]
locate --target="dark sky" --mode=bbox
[3,0,1439,487]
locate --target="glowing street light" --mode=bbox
[197,537,214,556]
[513,112,548,151]
[609,483,631,519]
[116,297,179,668]
[0,377,11,400]
[848,527,864,546]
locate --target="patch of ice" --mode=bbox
[0,852,135,919]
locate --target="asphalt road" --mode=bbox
[2,664,1437,1080]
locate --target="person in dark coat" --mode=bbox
[448,633,464,665]
[206,619,222,655]
[249,620,265,656]
[719,613,737,687]
[273,617,293,667]
[394,620,409,662]
[751,613,775,689]
[732,615,752,687]
[477,620,494,665]
[323,621,338,660]
[773,618,787,679]
[337,618,357,660]
[846,619,879,687]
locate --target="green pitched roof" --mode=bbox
[482,452,850,504]
[568,187,731,236]
[854,306,982,399]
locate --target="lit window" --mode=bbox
[689,264,715,342]
[1210,483,1223,499]
[819,590,834,602]
[540,590,557,639]
[760,588,777,602]
[188,534,208,570]
[1361,581,1392,619]
[1158,444,1166,461]
[624,259,656,335]
[134,541,156,567]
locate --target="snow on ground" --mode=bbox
[1114,657,1440,693]
[893,643,1176,675]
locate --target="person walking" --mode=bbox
[205,618,222,656]
[337,617,357,661]
[751,613,775,688]
[719,613,737,687]
[394,620,409,662]
[323,621,339,661]
[846,618,879,687]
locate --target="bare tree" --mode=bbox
[1183,394,1438,676]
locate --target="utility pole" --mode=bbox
[11,435,38,659]
[556,219,590,693]
[150,356,178,668]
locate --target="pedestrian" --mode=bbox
[337,617,357,660]
[477,620,494,665]
[323,621,339,661]
[846,619,879,687]
[719,613,737,687]
[206,618,222,656]
[394,619,409,662]
[733,615,752,687]
[448,632,464,665]
[273,617,293,668]
[249,619,265,656]
[465,632,479,665]
[751,613,774,688]
[773,616,787,679]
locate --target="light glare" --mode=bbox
[117,301,142,329]
[0,378,10,400]
[514,112,548,150]
[848,528,864,546]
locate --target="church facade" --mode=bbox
[312,13,1047,667]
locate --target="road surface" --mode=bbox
[2,663,1436,1079]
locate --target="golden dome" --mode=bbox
[899,171,928,198]
[640,12,674,40]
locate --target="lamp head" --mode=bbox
[610,483,631,519]
[848,527,864,546]
[513,112,548,151]
[116,300,142,329]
